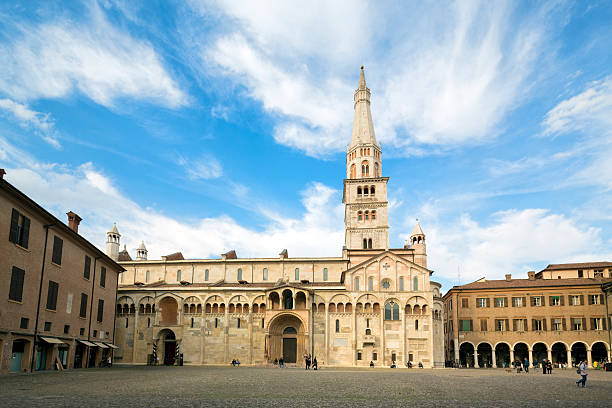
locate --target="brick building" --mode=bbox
[443,263,612,368]
[0,171,124,373]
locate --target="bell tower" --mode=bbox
[106,223,120,261]
[343,67,389,250]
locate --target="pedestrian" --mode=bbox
[576,359,588,388]
[369,360,374,367]
[313,357,318,370]
[273,358,278,367]
[279,357,284,368]
[547,360,553,374]
[524,358,529,373]
[305,355,311,370]
[107,355,112,368]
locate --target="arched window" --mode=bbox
[368,277,374,291]
[335,319,340,333]
[365,328,371,335]
[365,210,369,221]
[237,318,241,328]
[374,163,379,177]
[384,301,400,321]
[371,186,375,195]
[205,269,209,281]
[237,268,242,281]
[190,317,194,328]
[177,270,181,282]
[399,277,404,291]
[263,268,268,281]
[295,268,299,281]
[363,238,368,249]
[413,277,418,291]
[358,211,363,221]
[368,238,372,248]
[145,270,150,283]
[350,164,356,179]
[415,319,419,330]
[147,317,151,327]
[364,186,369,196]
[357,186,362,196]
[372,210,376,220]
[355,277,360,291]
[323,268,328,281]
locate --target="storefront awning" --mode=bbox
[93,342,109,348]
[104,343,119,349]
[39,336,66,345]
[78,340,97,347]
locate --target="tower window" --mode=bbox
[177,270,181,282]
[364,186,369,196]
[323,268,328,281]
[237,268,242,281]
[371,185,375,195]
[368,238,372,248]
[371,210,376,220]
[374,163,379,177]
[355,277,360,291]
[350,164,356,178]
[145,270,150,283]
[358,211,363,221]
[413,277,418,291]
[263,268,268,280]
[357,186,362,196]
[365,210,369,220]
[363,238,368,249]
[335,319,340,333]
[295,268,299,280]
[205,269,209,281]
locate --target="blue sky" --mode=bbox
[1,1,611,292]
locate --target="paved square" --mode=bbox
[0,366,610,407]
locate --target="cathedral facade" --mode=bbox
[111,68,445,367]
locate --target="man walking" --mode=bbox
[524,357,529,373]
[576,360,588,388]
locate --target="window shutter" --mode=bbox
[550,318,555,331]
[523,319,528,331]
[512,319,517,331]
[80,293,88,318]
[494,299,498,308]
[21,217,30,248]
[541,296,546,306]
[579,295,584,306]
[503,297,508,307]
[522,297,526,307]
[562,318,566,331]
[548,296,553,305]
[531,319,536,331]
[542,319,547,331]
[476,300,480,308]
[97,299,104,322]
[530,297,535,306]
[560,296,565,306]
[588,295,593,305]
[601,294,605,304]
[9,209,19,243]
[603,318,608,330]
[505,319,509,331]
[486,298,490,308]
[9,266,25,302]
[590,318,595,330]
[469,319,473,331]
[84,256,91,279]
[581,317,586,330]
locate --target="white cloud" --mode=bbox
[178,155,223,180]
[1,137,344,260]
[413,208,609,283]
[0,3,186,109]
[0,99,60,148]
[198,0,549,157]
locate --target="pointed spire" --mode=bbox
[108,223,120,235]
[412,219,424,236]
[359,65,366,89]
[350,66,377,147]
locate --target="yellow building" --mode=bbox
[111,68,445,367]
[443,264,612,368]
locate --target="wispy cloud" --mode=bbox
[0,3,187,109]
[0,98,60,148]
[178,154,223,180]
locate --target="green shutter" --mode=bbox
[9,209,19,243]
[21,216,30,248]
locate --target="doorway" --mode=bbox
[10,340,28,372]
[159,329,177,365]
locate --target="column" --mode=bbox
[491,349,497,368]
[132,310,139,363]
[400,306,405,365]
[248,308,253,365]
[353,301,357,366]
[224,301,229,363]
[325,303,329,365]
[454,339,459,364]
[587,348,592,368]
[510,349,515,365]
[200,306,205,364]
[474,348,479,368]
[548,348,553,363]
[380,306,385,364]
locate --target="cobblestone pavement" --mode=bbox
[0,366,610,407]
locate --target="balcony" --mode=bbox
[363,335,376,345]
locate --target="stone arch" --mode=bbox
[330,293,351,304]
[139,296,156,314]
[551,342,568,364]
[266,313,307,364]
[269,292,280,310]
[159,297,179,325]
[183,296,201,314]
[117,295,135,315]
[295,291,307,309]
[591,342,608,362]
[459,342,475,367]
[156,328,177,366]
[571,341,588,365]
[477,342,493,368]
[513,342,529,363]
[282,289,293,310]
[494,342,511,367]
[532,342,548,364]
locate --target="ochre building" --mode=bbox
[443,263,612,368]
[0,171,124,373]
[111,68,445,368]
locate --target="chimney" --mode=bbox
[66,211,82,233]
[527,271,536,280]
[505,274,512,281]
[0,169,5,179]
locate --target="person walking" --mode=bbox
[524,358,529,373]
[576,360,588,388]
[312,356,318,370]
[279,357,284,368]
[548,360,553,374]
[305,355,311,370]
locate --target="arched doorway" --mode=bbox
[268,314,305,364]
[571,342,587,366]
[159,297,178,325]
[495,343,510,368]
[532,343,548,365]
[591,342,608,364]
[459,343,474,367]
[477,343,492,368]
[513,343,528,365]
[158,329,177,365]
[551,342,567,364]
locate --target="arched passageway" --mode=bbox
[495,343,510,368]
[282,290,293,310]
[459,343,474,367]
[591,342,608,364]
[159,297,178,325]
[532,342,548,365]
[269,292,280,310]
[571,342,587,366]
[513,343,528,365]
[267,314,305,364]
[477,343,492,368]
[551,342,567,365]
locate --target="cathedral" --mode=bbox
[110,68,445,367]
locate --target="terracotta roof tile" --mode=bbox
[449,277,611,292]
[540,262,612,271]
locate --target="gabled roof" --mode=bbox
[446,277,611,292]
[540,262,612,271]
[342,250,432,283]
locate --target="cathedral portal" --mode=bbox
[267,314,306,364]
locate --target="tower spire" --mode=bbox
[350,66,377,147]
